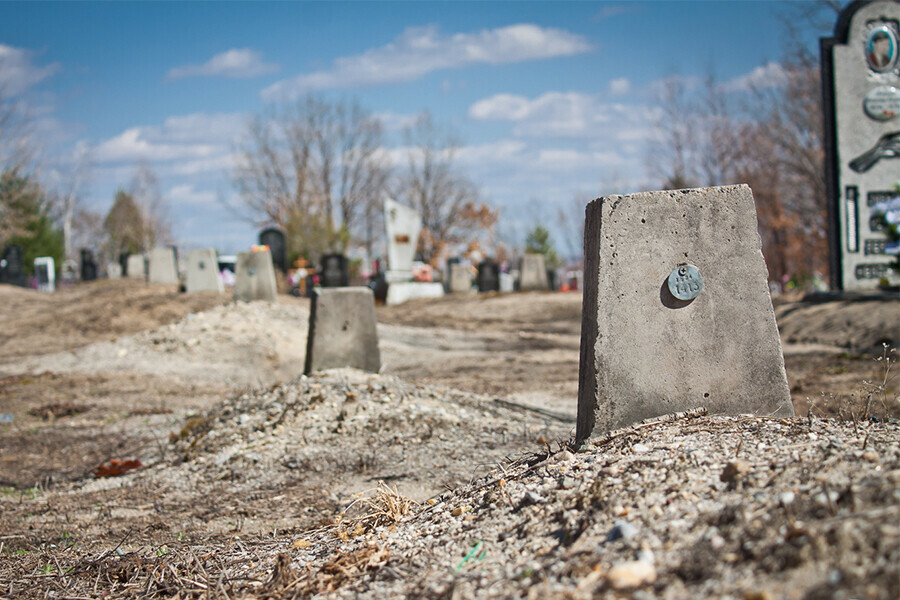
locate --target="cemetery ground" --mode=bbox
[0,279,897,599]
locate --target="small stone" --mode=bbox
[523,491,545,505]
[720,460,750,483]
[649,505,664,518]
[556,449,574,462]
[606,560,657,589]
[560,477,576,490]
[607,520,639,542]
[779,491,796,506]
[632,443,650,453]
[862,451,879,462]
[637,548,655,565]
[451,506,468,517]
[291,539,312,549]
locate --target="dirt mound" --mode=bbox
[4,299,312,386]
[0,279,230,363]
[775,297,899,353]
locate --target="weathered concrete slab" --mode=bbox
[148,247,178,285]
[126,254,146,280]
[304,287,381,374]
[520,254,550,291]
[576,185,793,442]
[448,263,473,294]
[385,281,444,305]
[234,249,277,302]
[186,249,224,293]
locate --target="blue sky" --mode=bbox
[0,1,823,256]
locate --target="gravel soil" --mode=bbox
[0,280,897,599]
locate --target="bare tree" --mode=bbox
[397,112,496,264]
[129,161,172,249]
[648,75,701,190]
[231,95,389,258]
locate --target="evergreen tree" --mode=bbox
[525,225,561,269]
[0,170,64,275]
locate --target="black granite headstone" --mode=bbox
[80,248,98,281]
[259,227,287,273]
[476,260,500,292]
[0,245,26,287]
[119,252,129,277]
[320,253,349,287]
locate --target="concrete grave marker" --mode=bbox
[147,247,178,285]
[448,263,473,293]
[234,249,278,302]
[822,0,900,289]
[126,254,146,280]
[106,262,122,280]
[576,185,793,443]
[519,253,550,291]
[304,287,381,374]
[186,249,224,293]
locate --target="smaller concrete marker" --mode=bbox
[147,247,178,285]
[305,287,381,375]
[234,249,277,302]
[576,184,793,443]
[126,254,146,280]
[448,263,473,294]
[186,249,224,293]
[520,253,550,291]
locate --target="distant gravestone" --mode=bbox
[34,256,55,292]
[234,249,277,302]
[0,245,26,287]
[118,252,129,277]
[186,249,224,293]
[384,198,422,281]
[304,287,381,374]
[106,262,122,279]
[476,261,501,292]
[822,0,900,290]
[448,263,473,293]
[259,227,287,273]
[519,254,550,291]
[147,247,178,285]
[576,185,793,443]
[320,254,350,287]
[80,249,98,282]
[126,254,146,280]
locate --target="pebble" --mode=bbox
[862,451,879,462]
[606,560,657,589]
[523,491,545,505]
[451,506,468,517]
[779,491,796,506]
[632,443,651,453]
[607,520,639,542]
[556,449,574,462]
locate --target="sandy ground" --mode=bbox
[0,279,897,599]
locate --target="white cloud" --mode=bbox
[609,77,631,96]
[262,23,591,99]
[92,112,244,165]
[167,48,279,80]
[0,44,60,96]
[165,184,217,206]
[468,91,657,141]
[720,62,788,93]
